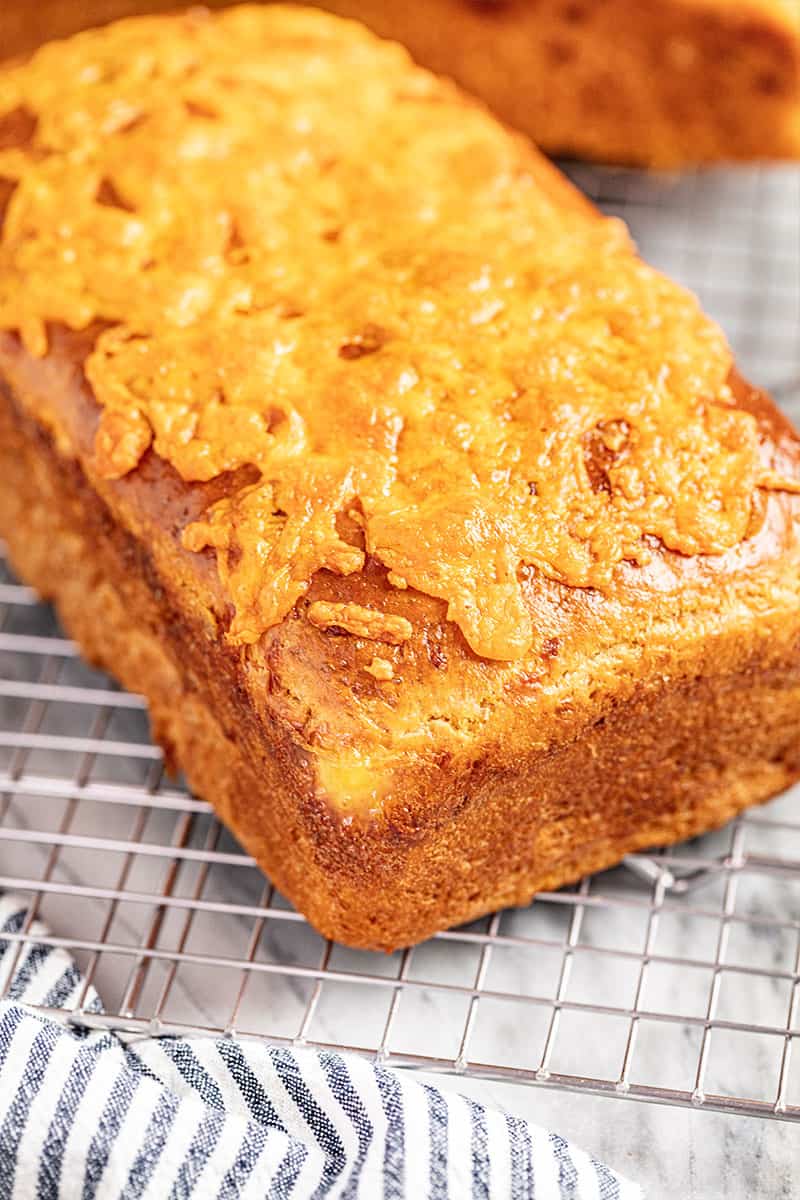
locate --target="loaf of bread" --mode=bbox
[328,0,800,165]
[1,6,799,948]
[2,0,799,165]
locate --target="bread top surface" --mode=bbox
[2,3,799,666]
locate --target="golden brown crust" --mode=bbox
[2,380,800,948]
[2,0,799,166]
[2,315,800,944]
[325,0,800,166]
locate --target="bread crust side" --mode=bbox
[2,376,800,949]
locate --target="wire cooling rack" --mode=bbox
[0,163,799,1123]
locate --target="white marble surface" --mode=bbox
[0,163,798,1199]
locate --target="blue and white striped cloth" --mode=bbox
[0,895,642,1198]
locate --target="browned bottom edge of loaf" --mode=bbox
[2,384,800,950]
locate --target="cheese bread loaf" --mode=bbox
[1,7,799,947]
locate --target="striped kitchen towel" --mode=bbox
[0,895,642,1199]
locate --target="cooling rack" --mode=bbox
[0,163,798,1123]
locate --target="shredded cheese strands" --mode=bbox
[365,657,395,682]
[1,7,798,660]
[307,602,413,646]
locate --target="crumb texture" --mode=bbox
[1,6,798,659]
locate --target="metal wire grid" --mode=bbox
[0,164,799,1122]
